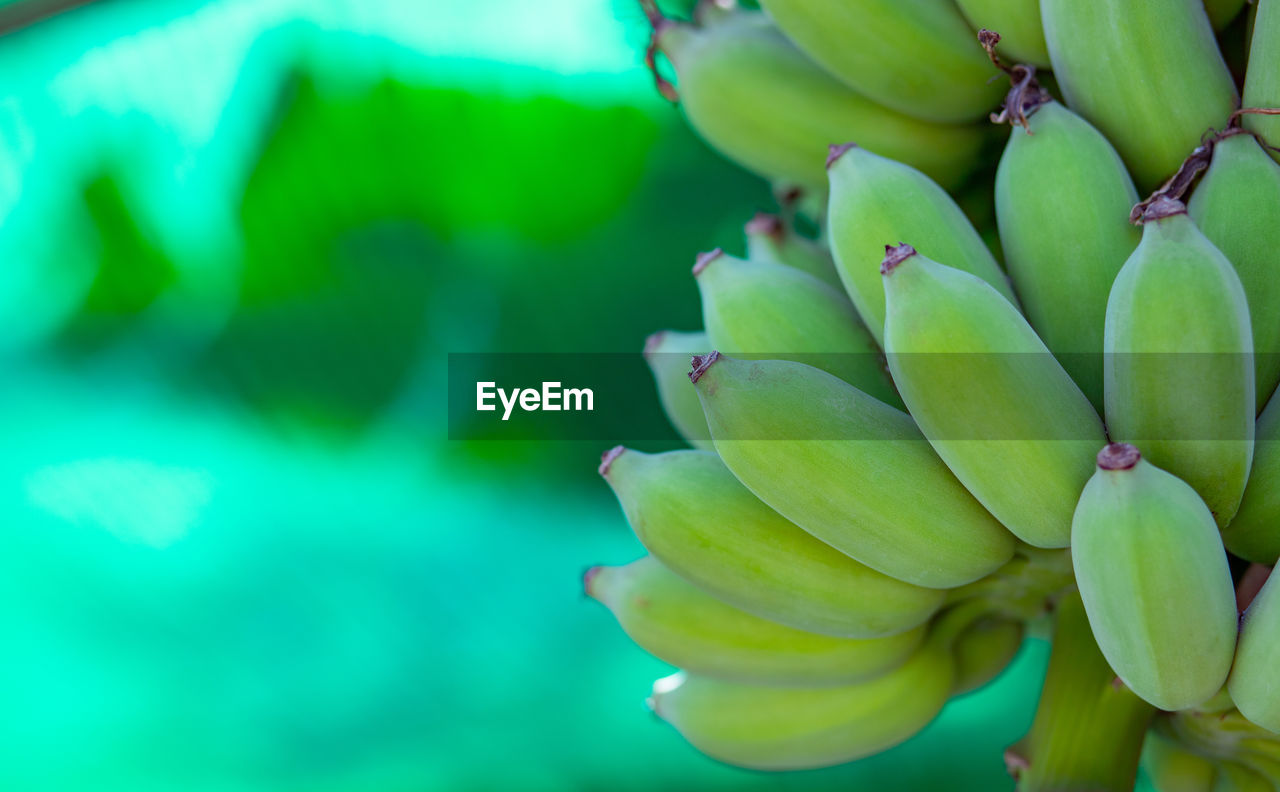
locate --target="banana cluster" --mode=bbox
[589,0,1280,785]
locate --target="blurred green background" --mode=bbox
[0,1,1066,789]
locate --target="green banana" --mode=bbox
[643,330,713,450]
[1205,0,1248,31]
[955,0,1051,66]
[1244,0,1280,152]
[695,248,902,408]
[1104,197,1255,528]
[1214,762,1275,792]
[827,144,1018,345]
[647,601,987,770]
[742,212,843,291]
[951,617,1024,696]
[881,244,1106,548]
[755,0,1004,122]
[1226,390,1280,564]
[1230,566,1280,734]
[1040,0,1239,189]
[1072,443,1238,712]
[644,6,985,192]
[1188,132,1280,409]
[1142,730,1219,792]
[585,556,926,686]
[599,447,945,637]
[689,352,1015,588]
[993,99,1141,413]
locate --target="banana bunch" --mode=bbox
[585,0,1280,785]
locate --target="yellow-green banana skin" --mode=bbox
[882,248,1106,548]
[743,213,844,292]
[951,617,1024,696]
[1230,568,1280,734]
[1142,730,1219,792]
[1072,447,1238,712]
[601,447,944,637]
[586,557,925,686]
[757,0,1004,122]
[649,633,954,770]
[1104,203,1255,529]
[1225,391,1280,564]
[644,330,713,450]
[954,0,1051,66]
[692,353,1016,589]
[1205,0,1248,30]
[696,251,903,408]
[1214,762,1275,792]
[827,145,1018,346]
[994,101,1141,413]
[1041,0,1239,189]
[660,11,984,191]
[1188,133,1280,410]
[1244,0,1280,157]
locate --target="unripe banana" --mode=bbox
[1040,0,1239,189]
[585,556,926,686]
[742,212,843,292]
[951,617,1024,696]
[648,8,985,191]
[994,99,1141,413]
[647,601,985,770]
[1215,762,1275,792]
[881,244,1106,548]
[689,352,1015,588]
[1143,730,1219,792]
[643,330,713,451]
[1188,132,1280,409]
[694,248,903,408]
[1230,566,1280,734]
[1104,197,1255,529]
[1072,443,1238,712]
[827,144,1018,345]
[599,447,945,637]
[1244,0,1280,152]
[1226,391,1280,564]
[755,0,1004,122]
[955,0,1051,66]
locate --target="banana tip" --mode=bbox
[692,248,724,277]
[689,350,721,383]
[582,565,604,599]
[1097,443,1141,471]
[825,142,857,170]
[599,445,627,476]
[881,243,917,275]
[744,212,783,239]
[1140,196,1187,223]
[643,331,666,360]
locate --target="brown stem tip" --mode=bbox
[689,350,721,383]
[692,248,724,277]
[880,243,917,275]
[1097,443,1140,471]
[744,212,784,239]
[826,142,857,169]
[1003,749,1030,779]
[599,445,627,476]
[1140,195,1187,224]
[582,565,604,598]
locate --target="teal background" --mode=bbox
[0,1,1078,789]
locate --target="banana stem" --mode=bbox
[1011,590,1155,792]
